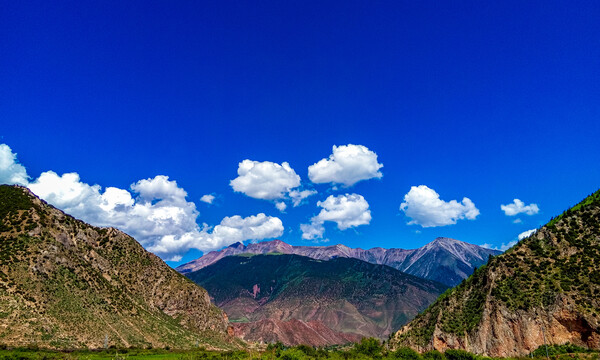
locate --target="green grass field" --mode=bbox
[0,341,598,360]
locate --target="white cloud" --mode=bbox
[0,144,29,186]
[230,160,300,200]
[308,144,383,187]
[2,144,283,260]
[399,185,480,227]
[200,194,215,204]
[481,241,517,252]
[275,201,287,212]
[289,189,317,207]
[301,193,371,240]
[513,218,523,224]
[481,228,537,252]
[501,199,539,216]
[229,160,316,210]
[300,222,325,240]
[146,213,284,257]
[315,194,372,230]
[518,229,536,240]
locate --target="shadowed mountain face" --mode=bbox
[186,254,447,346]
[391,189,600,357]
[177,238,500,287]
[0,185,230,350]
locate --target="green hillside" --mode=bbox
[391,189,600,356]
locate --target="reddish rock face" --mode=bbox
[232,319,362,347]
[187,254,448,346]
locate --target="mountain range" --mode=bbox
[0,185,232,349]
[391,189,600,357]
[177,237,500,287]
[3,182,598,354]
[186,253,447,346]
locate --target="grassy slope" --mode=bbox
[0,185,231,350]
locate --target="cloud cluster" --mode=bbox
[301,194,371,240]
[400,185,480,227]
[501,199,539,216]
[0,144,29,186]
[0,145,283,260]
[308,144,383,187]
[147,213,283,260]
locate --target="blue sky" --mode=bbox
[1,1,599,265]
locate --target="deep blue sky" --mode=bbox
[1,1,599,265]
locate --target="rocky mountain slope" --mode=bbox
[186,253,447,346]
[0,185,231,349]
[231,319,362,347]
[390,189,600,357]
[177,238,500,287]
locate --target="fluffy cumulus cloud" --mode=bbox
[518,228,537,240]
[501,199,540,216]
[301,194,371,240]
[230,159,316,211]
[0,144,29,186]
[1,144,284,260]
[200,194,215,204]
[399,185,480,227]
[308,144,383,187]
[230,160,300,200]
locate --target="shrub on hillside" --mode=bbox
[391,347,422,360]
[353,338,383,358]
[444,349,476,360]
[423,350,445,360]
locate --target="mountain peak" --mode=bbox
[227,241,245,249]
[431,237,457,243]
[266,239,285,244]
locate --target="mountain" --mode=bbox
[177,238,500,287]
[0,185,231,349]
[390,189,600,357]
[186,253,447,346]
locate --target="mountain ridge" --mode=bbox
[186,253,448,346]
[177,237,501,287]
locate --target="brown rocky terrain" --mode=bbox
[390,189,600,357]
[232,319,361,346]
[0,185,232,349]
[186,253,447,346]
[177,238,500,287]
